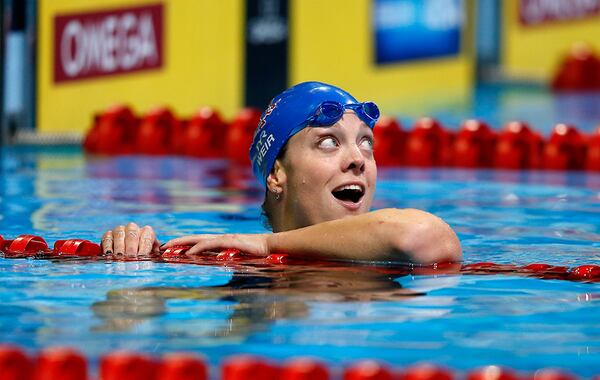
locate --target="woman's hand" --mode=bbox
[101,222,161,257]
[162,233,270,257]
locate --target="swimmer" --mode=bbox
[101,82,462,264]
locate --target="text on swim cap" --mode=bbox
[255,130,275,167]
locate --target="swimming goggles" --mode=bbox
[303,101,380,129]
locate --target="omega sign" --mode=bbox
[520,0,600,25]
[53,4,163,83]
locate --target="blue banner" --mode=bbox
[374,0,463,64]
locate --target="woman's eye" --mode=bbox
[360,138,374,150]
[318,137,338,149]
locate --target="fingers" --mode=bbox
[138,225,157,256]
[103,223,159,257]
[186,237,224,255]
[103,227,256,258]
[185,234,243,255]
[163,233,267,257]
[151,240,161,255]
[102,230,113,255]
[104,229,265,258]
[164,234,252,255]
[124,222,140,256]
[163,235,215,248]
[163,235,226,255]
[112,225,126,255]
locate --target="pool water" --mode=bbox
[1,85,600,377]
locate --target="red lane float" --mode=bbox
[543,124,587,171]
[100,352,158,380]
[182,107,228,158]
[156,353,208,380]
[552,43,600,92]
[281,358,329,380]
[221,355,278,380]
[344,360,394,380]
[453,120,496,168]
[0,235,9,252]
[461,262,600,282]
[225,108,262,165]
[531,368,578,380]
[161,245,193,259]
[2,345,599,380]
[373,116,405,166]
[520,263,568,275]
[0,235,100,258]
[495,122,543,170]
[83,105,600,172]
[159,353,208,380]
[84,105,139,155]
[569,265,600,280]
[405,117,454,167]
[0,345,33,380]
[2,234,600,283]
[467,366,519,380]
[400,364,453,380]
[216,248,247,261]
[265,253,289,265]
[586,126,600,171]
[35,347,88,380]
[53,239,101,257]
[2,235,48,257]
[136,107,182,155]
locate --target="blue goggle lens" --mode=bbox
[360,102,380,122]
[317,101,344,121]
[311,101,379,128]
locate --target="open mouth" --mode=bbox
[331,184,365,204]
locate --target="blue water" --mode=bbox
[1,86,600,377]
[1,146,599,377]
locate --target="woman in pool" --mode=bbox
[101,81,462,264]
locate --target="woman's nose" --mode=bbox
[343,145,365,173]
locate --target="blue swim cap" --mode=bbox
[249,81,379,186]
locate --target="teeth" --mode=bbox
[336,184,362,192]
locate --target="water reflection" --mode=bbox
[84,155,262,208]
[554,93,600,129]
[377,167,599,190]
[91,261,459,338]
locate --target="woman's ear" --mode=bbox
[266,159,286,193]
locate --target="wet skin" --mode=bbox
[268,111,377,230]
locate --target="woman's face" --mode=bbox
[276,111,377,229]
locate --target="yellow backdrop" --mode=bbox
[502,0,600,80]
[290,0,475,114]
[38,0,474,133]
[37,0,243,133]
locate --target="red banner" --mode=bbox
[53,4,164,83]
[520,0,600,25]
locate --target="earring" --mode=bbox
[272,189,281,201]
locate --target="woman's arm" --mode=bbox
[164,208,462,265]
[268,208,461,264]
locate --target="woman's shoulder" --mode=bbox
[367,208,462,264]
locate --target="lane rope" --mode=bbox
[1,234,599,282]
